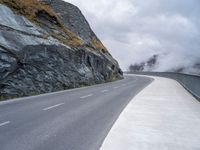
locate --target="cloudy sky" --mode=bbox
[65,0,200,73]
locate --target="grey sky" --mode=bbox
[65,0,200,73]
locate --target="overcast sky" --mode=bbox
[65,0,200,72]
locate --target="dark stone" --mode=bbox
[0,2,123,100]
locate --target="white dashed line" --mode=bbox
[101,90,109,93]
[122,84,126,86]
[0,121,10,127]
[43,103,65,111]
[80,94,93,99]
[114,86,119,89]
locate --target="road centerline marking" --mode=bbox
[114,86,119,89]
[101,90,108,93]
[0,121,10,127]
[43,103,65,111]
[80,94,93,99]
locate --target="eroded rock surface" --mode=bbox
[0,1,122,99]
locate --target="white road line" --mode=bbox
[80,94,93,99]
[43,103,65,111]
[0,121,10,127]
[122,84,126,86]
[101,90,109,93]
[114,86,120,89]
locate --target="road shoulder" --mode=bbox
[100,75,200,150]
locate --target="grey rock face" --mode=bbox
[0,2,122,99]
[47,0,96,43]
[0,5,43,36]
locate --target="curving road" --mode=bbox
[0,75,152,150]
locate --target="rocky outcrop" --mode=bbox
[0,0,123,100]
[48,0,96,43]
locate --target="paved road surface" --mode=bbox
[0,75,152,150]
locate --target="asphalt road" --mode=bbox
[0,75,152,150]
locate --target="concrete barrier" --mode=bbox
[127,72,200,101]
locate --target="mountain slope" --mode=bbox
[0,0,123,100]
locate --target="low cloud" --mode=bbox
[65,0,200,74]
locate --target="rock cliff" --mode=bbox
[0,0,123,99]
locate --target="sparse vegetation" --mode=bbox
[0,95,5,101]
[92,38,108,53]
[0,0,58,24]
[0,0,110,50]
[0,0,84,47]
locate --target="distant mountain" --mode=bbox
[0,0,123,99]
[129,55,158,72]
[129,54,200,75]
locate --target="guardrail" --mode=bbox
[127,72,200,101]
